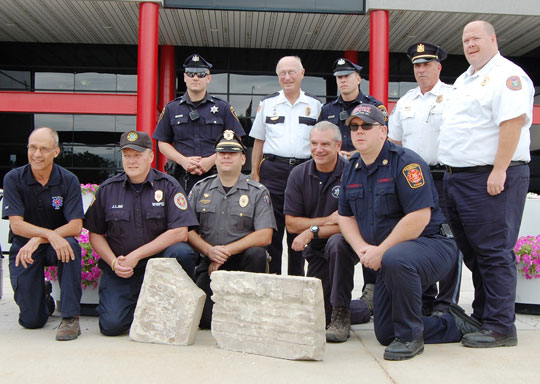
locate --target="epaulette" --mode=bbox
[246,177,265,189]
[304,92,321,102]
[260,92,280,102]
[99,173,124,188]
[365,94,384,106]
[192,174,218,189]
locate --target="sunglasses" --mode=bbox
[350,123,380,132]
[185,71,208,78]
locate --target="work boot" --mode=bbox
[383,338,424,361]
[359,283,375,315]
[462,329,517,348]
[448,303,482,336]
[56,316,81,341]
[326,306,351,343]
[44,280,55,316]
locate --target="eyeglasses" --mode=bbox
[185,71,208,78]
[27,145,55,154]
[277,70,299,79]
[350,123,380,132]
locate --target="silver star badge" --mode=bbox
[338,58,345,65]
[210,105,219,114]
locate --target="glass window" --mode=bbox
[117,74,137,92]
[35,72,74,91]
[0,70,31,90]
[206,73,228,95]
[75,73,116,92]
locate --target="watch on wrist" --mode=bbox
[310,225,320,239]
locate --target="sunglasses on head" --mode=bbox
[349,123,380,132]
[185,71,208,78]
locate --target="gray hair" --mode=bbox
[276,56,304,73]
[311,121,342,142]
[30,127,59,147]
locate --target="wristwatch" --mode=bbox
[310,225,319,239]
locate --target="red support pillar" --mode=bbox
[136,2,159,159]
[369,9,389,107]
[157,45,176,171]
[344,50,358,64]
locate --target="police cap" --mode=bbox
[215,130,246,153]
[120,131,153,152]
[407,42,447,64]
[333,58,363,76]
[183,54,213,73]
[345,104,386,126]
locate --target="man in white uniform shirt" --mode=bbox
[439,20,534,348]
[389,42,459,317]
[250,56,322,275]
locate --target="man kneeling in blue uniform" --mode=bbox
[331,104,481,360]
[84,131,198,336]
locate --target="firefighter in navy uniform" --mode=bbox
[153,53,245,194]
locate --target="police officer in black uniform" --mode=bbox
[330,104,481,360]
[153,54,245,194]
[318,57,388,312]
[84,131,198,336]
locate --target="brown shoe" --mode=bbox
[326,306,351,343]
[56,316,81,341]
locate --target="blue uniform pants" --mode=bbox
[97,241,198,336]
[9,237,81,328]
[444,165,529,336]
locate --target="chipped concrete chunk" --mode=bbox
[130,258,205,346]
[210,271,326,360]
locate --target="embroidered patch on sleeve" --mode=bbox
[174,192,188,210]
[506,76,522,91]
[157,107,165,123]
[402,163,425,189]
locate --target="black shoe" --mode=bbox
[384,338,424,361]
[44,280,55,316]
[448,303,482,336]
[462,329,518,348]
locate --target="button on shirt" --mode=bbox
[439,52,534,167]
[188,174,276,246]
[153,92,245,158]
[319,92,387,152]
[2,164,84,244]
[388,81,453,166]
[249,90,322,159]
[338,141,445,246]
[84,169,198,261]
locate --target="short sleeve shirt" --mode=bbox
[84,169,198,259]
[249,90,322,159]
[153,92,245,158]
[2,164,84,244]
[339,141,445,246]
[188,174,276,246]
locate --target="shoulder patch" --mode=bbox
[402,163,425,189]
[377,104,389,122]
[158,107,165,123]
[230,105,239,121]
[174,192,188,210]
[506,76,522,91]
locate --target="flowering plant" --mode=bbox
[44,184,101,289]
[515,234,540,280]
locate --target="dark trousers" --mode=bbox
[195,247,268,329]
[444,165,529,335]
[98,242,197,336]
[9,237,81,328]
[259,159,304,275]
[305,241,332,325]
[373,236,461,345]
[176,167,217,195]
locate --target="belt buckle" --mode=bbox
[445,166,453,175]
[288,158,296,165]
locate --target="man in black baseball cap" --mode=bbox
[120,130,153,152]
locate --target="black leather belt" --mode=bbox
[263,154,309,166]
[444,161,527,175]
[429,165,446,171]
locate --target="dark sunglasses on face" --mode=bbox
[350,123,380,132]
[185,71,208,78]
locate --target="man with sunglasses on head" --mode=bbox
[328,104,481,360]
[154,54,245,194]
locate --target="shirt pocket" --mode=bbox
[145,207,167,235]
[265,116,285,124]
[172,115,191,140]
[202,116,225,139]
[374,183,401,218]
[229,204,255,233]
[298,116,317,126]
[345,187,365,220]
[196,203,216,229]
[105,209,130,239]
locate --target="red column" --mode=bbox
[157,45,176,171]
[136,2,159,157]
[344,50,358,64]
[369,9,389,107]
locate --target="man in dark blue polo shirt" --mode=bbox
[3,127,84,341]
[153,54,245,194]
[333,104,481,360]
[84,131,198,336]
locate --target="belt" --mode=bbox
[444,161,527,175]
[263,154,309,166]
[429,165,446,171]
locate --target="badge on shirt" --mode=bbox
[382,159,389,165]
[158,108,165,123]
[155,190,163,202]
[51,196,63,210]
[257,104,262,113]
[210,105,219,114]
[332,186,340,199]
[481,76,490,86]
[239,194,249,208]
[436,95,443,103]
[506,76,522,91]
[306,106,311,116]
[200,199,211,205]
[174,192,188,210]
[402,163,425,189]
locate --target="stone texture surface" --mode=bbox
[130,258,206,346]
[210,271,326,360]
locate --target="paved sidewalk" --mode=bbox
[1,257,539,384]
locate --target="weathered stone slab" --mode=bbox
[210,271,326,360]
[130,258,206,346]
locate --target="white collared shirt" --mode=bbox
[439,52,534,167]
[388,80,453,165]
[249,90,322,159]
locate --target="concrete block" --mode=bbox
[130,258,206,346]
[210,271,326,360]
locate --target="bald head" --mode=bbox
[29,127,59,148]
[462,20,498,72]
